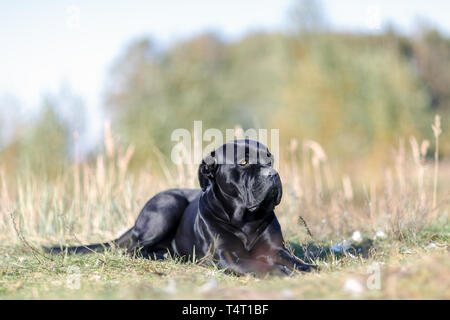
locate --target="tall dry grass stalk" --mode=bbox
[410,136,429,208]
[0,118,447,246]
[432,115,442,208]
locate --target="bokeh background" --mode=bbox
[1,0,449,179]
[0,0,449,245]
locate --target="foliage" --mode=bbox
[105,30,445,171]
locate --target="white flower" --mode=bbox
[426,242,437,249]
[342,278,364,297]
[375,230,387,240]
[352,231,363,243]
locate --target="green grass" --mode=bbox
[1,227,448,300]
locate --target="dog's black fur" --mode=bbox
[46,140,313,276]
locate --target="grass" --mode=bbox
[0,118,448,299]
[0,227,448,299]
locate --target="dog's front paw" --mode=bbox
[295,262,319,272]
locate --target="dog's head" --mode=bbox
[198,139,282,212]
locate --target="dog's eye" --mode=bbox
[239,160,248,166]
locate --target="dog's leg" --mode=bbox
[276,248,315,272]
[213,246,289,277]
[113,227,136,249]
[218,255,288,277]
[129,189,192,256]
[249,218,316,274]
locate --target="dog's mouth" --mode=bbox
[248,185,282,212]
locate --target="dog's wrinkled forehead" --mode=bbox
[209,139,272,165]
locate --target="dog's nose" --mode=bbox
[260,167,278,177]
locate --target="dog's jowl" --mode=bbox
[46,140,313,276]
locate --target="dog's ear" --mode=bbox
[198,151,217,191]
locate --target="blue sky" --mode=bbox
[1,0,449,148]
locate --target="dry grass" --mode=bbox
[0,117,448,299]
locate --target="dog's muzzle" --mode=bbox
[261,167,282,199]
[248,169,282,212]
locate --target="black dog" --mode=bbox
[47,140,312,276]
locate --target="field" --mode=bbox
[0,119,448,300]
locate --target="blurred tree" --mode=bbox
[275,33,430,169]
[103,20,443,173]
[411,28,450,153]
[106,35,227,165]
[106,32,289,167]
[14,100,68,178]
